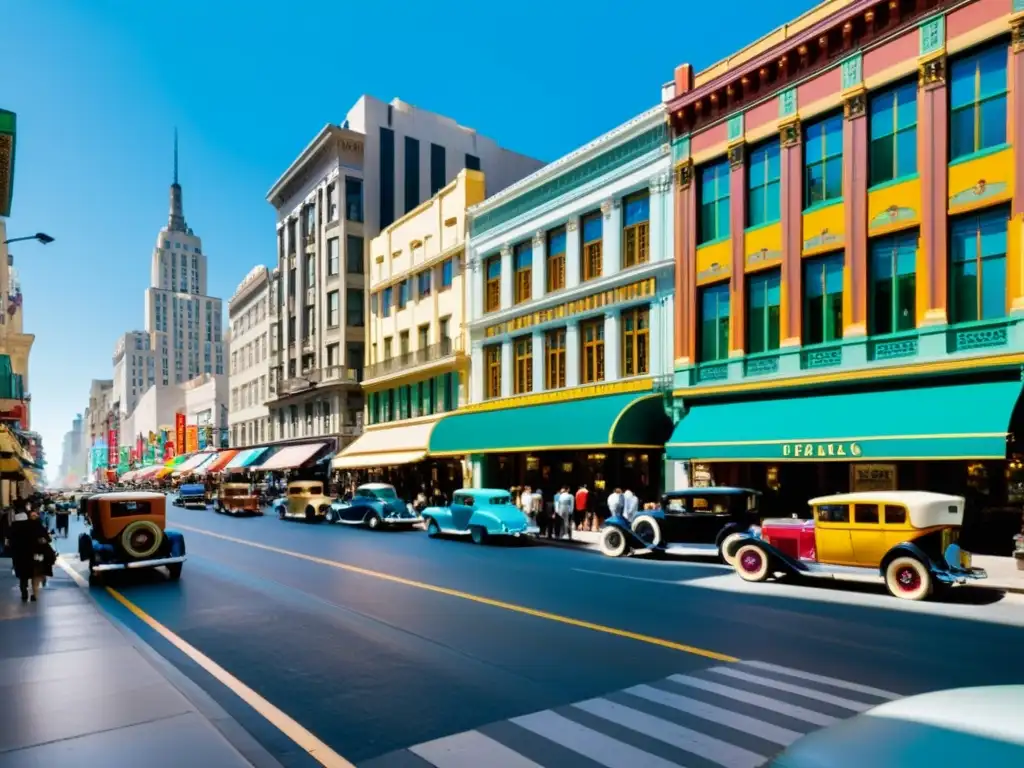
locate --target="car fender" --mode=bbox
[361,501,385,521]
[715,522,753,549]
[602,516,649,548]
[467,511,500,533]
[165,530,186,558]
[880,541,937,577]
[732,537,804,573]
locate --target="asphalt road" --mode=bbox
[62,505,1024,768]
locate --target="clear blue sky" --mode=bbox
[6,0,808,478]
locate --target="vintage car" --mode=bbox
[175,482,208,509]
[422,488,539,544]
[214,482,262,516]
[728,491,987,600]
[271,480,332,523]
[599,487,762,563]
[325,483,419,529]
[78,491,186,585]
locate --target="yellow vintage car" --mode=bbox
[214,482,262,516]
[728,491,987,600]
[272,480,332,523]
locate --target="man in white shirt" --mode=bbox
[556,487,574,540]
[622,489,639,522]
[606,488,623,519]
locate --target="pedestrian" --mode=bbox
[622,488,639,523]
[7,506,54,602]
[607,488,624,522]
[55,503,70,538]
[556,487,574,540]
[574,484,590,531]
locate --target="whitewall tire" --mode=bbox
[630,515,662,548]
[719,533,746,566]
[734,544,771,582]
[885,557,932,601]
[599,527,629,558]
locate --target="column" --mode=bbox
[470,341,484,402]
[728,141,747,356]
[779,118,804,344]
[648,175,667,262]
[531,231,546,299]
[1010,13,1024,311]
[500,340,513,398]
[565,216,581,289]
[467,254,483,321]
[841,54,868,337]
[281,235,291,353]
[565,321,580,387]
[499,245,513,309]
[603,310,620,382]
[918,19,949,326]
[531,330,545,392]
[602,198,622,277]
[674,160,697,364]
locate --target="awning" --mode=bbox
[195,450,238,475]
[428,391,672,455]
[165,454,190,468]
[332,418,438,470]
[172,452,217,475]
[135,466,163,480]
[120,469,139,482]
[666,379,1022,462]
[223,446,271,470]
[153,467,174,479]
[253,442,326,471]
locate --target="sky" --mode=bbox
[5,0,810,480]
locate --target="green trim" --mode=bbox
[0,108,16,218]
[918,15,946,57]
[697,234,731,249]
[948,143,1010,167]
[802,198,844,215]
[867,173,920,193]
[840,54,863,91]
[744,219,781,234]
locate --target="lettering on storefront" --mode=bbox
[851,463,897,492]
[782,441,863,458]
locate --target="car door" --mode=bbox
[850,503,887,566]
[344,491,370,522]
[814,503,856,565]
[450,494,474,531]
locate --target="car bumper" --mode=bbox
[935,566,987,585]
[91,556,186,572]
[500,525,540,537]
[382,516,421,525]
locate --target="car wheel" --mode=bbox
[367,514,381,530]
[326,508,337,523]
[719,532,746,566]
[120,520,164,559]
[885,556,932,601]
[470,526,487,545]
[599,527,629,557]
[631,515,662,548]
[167,563,182,581]
[734,544,771,582]
[425,517,440,538]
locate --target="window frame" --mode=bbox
[513,335,533,394]
[698,282,730,363]
[949,44,1009,162]
[698,158,731,244]
[484,344,501,399]
[580,318,605,384]
[513,242,532,304]
[803,113,844,209]
[485,255,501,312]
[746,139,781,228]
[949,206,1009,324]
[547,228,566,292]
[746,268,782,354]
[544,328,566,389]
[622,192,650,268]
[326,290,340,327]
[869,230,918,335]
[620,306,650,377]
[326,237,340,276]
[803,252,845,345]
[868,80,918,187]
[581,213,603,282]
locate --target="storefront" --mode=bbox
[666,374,1024,554]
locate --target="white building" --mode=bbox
[228,265,272,448]
[119,374,229,452]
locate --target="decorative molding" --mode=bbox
[949,179,1008,209]
[500,245,512,258]
[566,217,579,232]
[648,172,672,195]
[676,159,694,189]
[1012,15,1024,53]
[918,15,946,57]
[780,119,802,148]
[532,231,544,247]
[840,53,863,91]
[727,114,744,143]
[843,88,867,120]
[778,88,798,118]
[918,54,946,88]
[728,143,746,169]
[746,248,783,269]
[869,205,917,230]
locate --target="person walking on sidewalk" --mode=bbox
[55,503,70,538]
[7,507,54,602]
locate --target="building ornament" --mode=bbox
[500,245,512,258]
[918,55,946,88]
[1011,16,1024,53]
[843,88,867,120]
[780,119,802,149]
[566,217,579,232]
[675,159,694,189]
[532,231,544,247]
[728,143,746,169]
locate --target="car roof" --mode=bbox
[809,491,964,505]
[289,480,323,486]
[87,491,165,501]
[359,483,395,490]
[456,488,510,497]
[664,487,761,497]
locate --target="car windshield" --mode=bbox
[489,495,513,505]
[665,492,758,515]
[369,487,397,499]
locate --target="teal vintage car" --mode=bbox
[422,488,539,544]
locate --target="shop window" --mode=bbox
[622,192,650,267]
[513,336,533,394]
[869,230,917,335]
[514,242,532,304]
[485,256,501,313]
[747,139,780,228]
[950,44,1007,162]
[485,345,501,399]
[698,158,730,244]
[698,282,730,363]
[747,269,781,353]
[580,318,605,384]
[803,253,844,345]
[621,307,649,377]
[869,80,917,187]
[949,205,1008,323]
[804,112,843,208]
[581,213,603,281]
[545,328,566,389]
[547,228,566,292]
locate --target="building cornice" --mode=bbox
[228,265,270,311]
[266,124,365,207]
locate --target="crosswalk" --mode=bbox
[364,660,902,768]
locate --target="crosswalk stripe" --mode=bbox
[737,660,900,700]
[409,730,543,768]
[707,667,875,711]
[511,710,685,768]
[666,674,837,727]
[623,684,803,747]
[574,697,766,768]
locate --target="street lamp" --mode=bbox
[3,233,54,245]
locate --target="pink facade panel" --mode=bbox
[745,99,777,133]
[947,0,1005,39]
[797,66,841,106]
[691,122,729,155]
[864,29,918,79]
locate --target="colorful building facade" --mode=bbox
[663,0,1024,553]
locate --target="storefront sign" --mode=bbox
[175,413,186,456]
[851,463,897,492]
[782,441,863,458]
[107,430,118,467]
[163,441,175,461]
[186,425,199,453]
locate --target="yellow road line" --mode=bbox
[174,524,739,663]
[56,557,356,768]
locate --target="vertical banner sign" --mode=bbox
[136,435,145,461]
[198,427,207,451]
[107,430,118,467]
[164,442,176,461]
[118,447,130,473]
[175,413,186,456]
[186,425,199,453]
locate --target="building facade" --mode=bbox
[662,0,1024,553]
[228,265,273,448]
[426,107,676,501]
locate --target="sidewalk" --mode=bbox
[0,555,274,767]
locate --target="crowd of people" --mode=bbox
[512,484,643,539]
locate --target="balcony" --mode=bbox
[320,365,361,384]
[275,366,361,399]
[364,338,462,380]
[302,336,316,352]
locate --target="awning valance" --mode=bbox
[666,379,1022,462]
[172,452,217,475]
[195,450,238,475]
[332,418,439,470]
[223,447,269,470]
[254,442,325,471]
[428,390,672,455]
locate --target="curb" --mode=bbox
[530,537,603,555]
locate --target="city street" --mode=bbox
[58,506,1024,768]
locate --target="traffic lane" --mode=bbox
[107,536,717,763]
[170,511,1024,694]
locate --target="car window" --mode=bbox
[816,504,849,523]
[853,504,879,524]
[355,489,372,498]
[884,505,907,525]
[110,500,152,518]
[288,487,303,496]
[489,495,512,505]
[308,485,322,495]
[370,487,398,499]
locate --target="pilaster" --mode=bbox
[648,174,669,262]
[499,245,513,310]
[602,198,622,277]
[565,321,581,388]
[1010,12,1024,312]
[728,141,747,356]
[470,340,484,403]
[468,256,483,321]
[674,159,696,364]
[565,216,582,289]
[500,340,513,398]
[603,310,620,382]
[531,329,545,392]
[531,231,546,300]
[842,85,868,337]
[779,118,803,345]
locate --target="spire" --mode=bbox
[168,128,186,232]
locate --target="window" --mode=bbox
[382,287,393,318]
[465,153,480,172]
[485,256,501,312]
[514,242,532,304]
[485,344,501,399]
[580,319,605,384]
[326,291,340,327]
[326,183,337,221]
[547,228,566,292]
[545,329,566,389]
[582,213,603,281]
[747,269,781,353]
[383,337,393,359]
[747,140,781,227]
[804,113,843,208]
[439,316,450,341]
[803,253,844,344]
[327,238,339,276]
[346,288,364,327]
[345,176,363,222]
[327,343,339,366]
[346,235,364,274]
[441,258,453,288]
[399,330,410,356]
[817,504,850,523]
[950,206,1008,323]
[417,269,431,298]
[398,280,410,310]
[699,158,730,244]
[418,324,430,349]
[513,336,533,394]
[304,305,315,336]
[404,136,420,213]
[305,254,315,287]
[621,307,649,377]
[699,283,730,362]
[869,81,917,186]
[950,44,1008,161]
[622,193,650,267]
[884,505,907,525]
[869,231,917,335]
[853,504,879,524]
[430,143,446,195]
[379,127,395,227]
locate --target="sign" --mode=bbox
[782,441,863,459]
[175,413,186,456]
[107,430,118,467]
[851,463,897,492]
[163,441,175,461]
[186,425,199,453]
[118,446,130,472]
[198,428,207,451]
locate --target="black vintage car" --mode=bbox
[598,487,762,562]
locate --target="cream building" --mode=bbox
[333,169,479,480]
[228,265,273,447]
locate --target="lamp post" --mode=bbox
[2,233,54,246]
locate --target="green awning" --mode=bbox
[666,379,1021,462]
[429,391,672,455]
